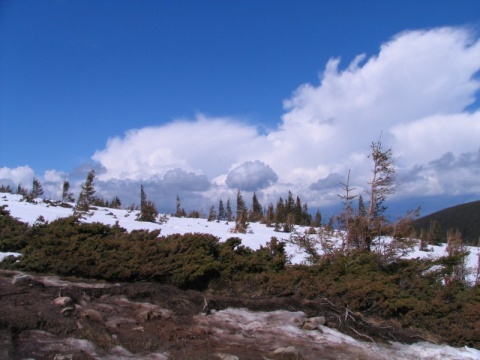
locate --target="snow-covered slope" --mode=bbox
[1,193,479,277]
[1,193,480,358]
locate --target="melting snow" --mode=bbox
[1,193,480,358]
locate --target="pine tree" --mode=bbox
[208,205,217,222]
[283,212,295,233]
[140,184,147,209]
[294,196,303,225]
[232,207,249,233]
[428,220,442,246]
[302,202,312,226]
[274,197,285,231]
[419,228,428,251]
[137,185,158,222]
[226,199,233,221]
[357,194,366,217]
[249,192,263,222]
[75,170,96,213]
[175,194,186,217]
[366,139,399,242]
[110,196,121,209]
[265,203,275,227]
[236,190,246,220]
[0,184,13,193]
[285,191,295,216]
[234,190,249,232]
[17,184,28,197]
[446,228,468,283]
[218,199,226,221]
[62,180,75,203]
[312,209,322,227]
[29,177,44,200]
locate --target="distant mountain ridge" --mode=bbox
[412,200,480,245]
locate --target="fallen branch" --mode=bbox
[348,326,375,343]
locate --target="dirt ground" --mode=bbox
[0,270,434,360]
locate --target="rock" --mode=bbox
[138,309,166,321]
[214,353,239,360]
[54,296,73,307]
[308,316,326,326]
[301,316,326,330]
[79,308,104,322]
[202,296,211,315]
[53,355,74,360]
[60,306,75,316]
[11,274,42,287]
[271,346,299,356]
[302,322,319,331]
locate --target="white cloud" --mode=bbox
[92,115,261,181]
[225,161,278,191]
[12,26,480,214]
[43,169,67,183]
[391,111,480,167]
[0,166,35,187]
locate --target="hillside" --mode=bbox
[413,200,480,245]
[2,193,480,358]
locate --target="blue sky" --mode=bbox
[1,0,480,217]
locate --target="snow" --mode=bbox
[1,193,480,358]
[1,192,479,277]
[200,308,480,360]
[0,251,21,262]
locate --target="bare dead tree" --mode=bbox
[337,170,357,252]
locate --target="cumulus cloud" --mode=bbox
[162,168,211,192]
[309,173,344,191]
[0,166,35,188]
[92,115,261,181]
[401,148,480,197]
[225,161,278,191]
[88,26,480,213]
[12,26,479,214]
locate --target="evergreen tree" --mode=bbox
[140,185,147,209]
[283,212,295,233]
[285,191,295,216]
[312,209,322,227]
[226,199,233,221]
[265,203,275,227]
[234,190,249,232]
[208,205,217,222]
[137,185,158,222]
[175,194,186,217]
[428,220,442,245]
[236,190,246,220]
[17,184,28,197]
[233,207,249,233]
[274,197,285,231]
[218,199,226,221]
[419,228,428,251]
[249,192,263,222]
[0,184,13,193]
[446,228,468,283]
[294,196,303,225]
[110,196,121,209]
[29,177,44,200]
[357,194,367,217]
[62,180,75,203]
[75,170,96,213]
[366,139,399,244]
[302,202,312,226]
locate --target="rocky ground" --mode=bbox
[0,270,437,360]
